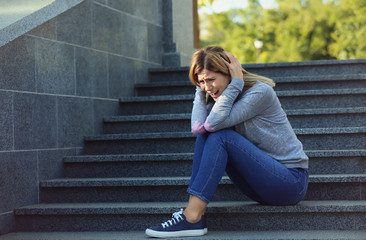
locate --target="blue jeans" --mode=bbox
[187,129,309,205]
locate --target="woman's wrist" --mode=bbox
[230,77,245,91]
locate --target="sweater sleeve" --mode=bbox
[205,80,273,132]
[191,86,208,135]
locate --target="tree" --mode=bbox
[329,0,366,59]
[199,0,366,63]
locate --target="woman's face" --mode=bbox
[197,69,230,101]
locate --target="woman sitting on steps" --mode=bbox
[145,46,309,238]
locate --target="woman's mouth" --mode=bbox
[210,90,219,98]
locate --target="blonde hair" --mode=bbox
[189,46,275,92]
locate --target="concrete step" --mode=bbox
[119,89,366,115]
[136,73,366,96]
[135,81,194,96]
[63,153,195,178]
[104,107,366,134]
[245,59,366,77]
[276,88,366,110]
[83,131,195,155]
[2,230,366,240]
[148,59,366,82]
[83,127,366,155]
[39,174,366,203]
[119,94,194,115]
[14,201,366,232]
[103,113,191,134]
[273,73,366,91]
[286,107,366,128]
[306,149,366,175]
[297,127,366,151]
[63,150,366,178]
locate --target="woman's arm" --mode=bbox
[191,86,208,134]
[204,77,243,131]
[205,82,274,132]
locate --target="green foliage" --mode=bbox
[329,0,366,59]
[198,0,216,8]
[199,0,366,63]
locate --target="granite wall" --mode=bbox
[172,0,195,65]
[0,0,168,234]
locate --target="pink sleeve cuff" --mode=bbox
[204,118,215,132]
[192,121,206,135]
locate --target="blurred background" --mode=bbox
[197,0,366,63]
[0,0,54,29]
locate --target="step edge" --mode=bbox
[84,132,195,141]
[3,230,366,240]
[63,150,366,163]
[103,107,366,122]
[84,127,366,141]
[148,59,366,73]
[15,200,366,215]
[40,174,366,187]
[141,73,366,87]
[119,89,366,102]
[63,153,194,163]
[276,88,366,97]
[103,113,191,122]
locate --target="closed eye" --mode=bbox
[199,78,215,83]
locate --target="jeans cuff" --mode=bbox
[187,188,210,204]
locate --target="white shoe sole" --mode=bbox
[145,228,208,238]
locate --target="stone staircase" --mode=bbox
[2,59,366,240]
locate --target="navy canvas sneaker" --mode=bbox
[145,209,208,238]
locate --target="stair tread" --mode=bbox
[104,113,190,122]
[63,149,366,163]
[120,94,194,102]
[40,174,366,187]
[285,107,366,115]
[84,131,195,141]
[276,88,366,96]
[85,127,366,141]
[15,200,366,215]
[148,59,366,72]
[273,73,366,83]
[137,73,366,87]
[103,107,366,122]
[136,81,192,87]
[305,149,366,157]
[2,230,366,240]
[295,126,366,134]
[120,88,366,102]
[63,152,194,163]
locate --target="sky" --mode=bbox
[202,0,277,13]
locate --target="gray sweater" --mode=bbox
[191,77,308,169]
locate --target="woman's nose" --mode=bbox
[205,82,212,91]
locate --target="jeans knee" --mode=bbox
[207,129,232,140]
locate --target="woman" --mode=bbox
[145,46,309,238]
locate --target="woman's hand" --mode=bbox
[223,51,243,80]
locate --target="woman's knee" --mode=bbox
[206,129,242,146]
[207,129,233,139]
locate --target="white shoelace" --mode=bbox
[161,208,184,228]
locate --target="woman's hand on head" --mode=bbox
[223,51,243,80]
